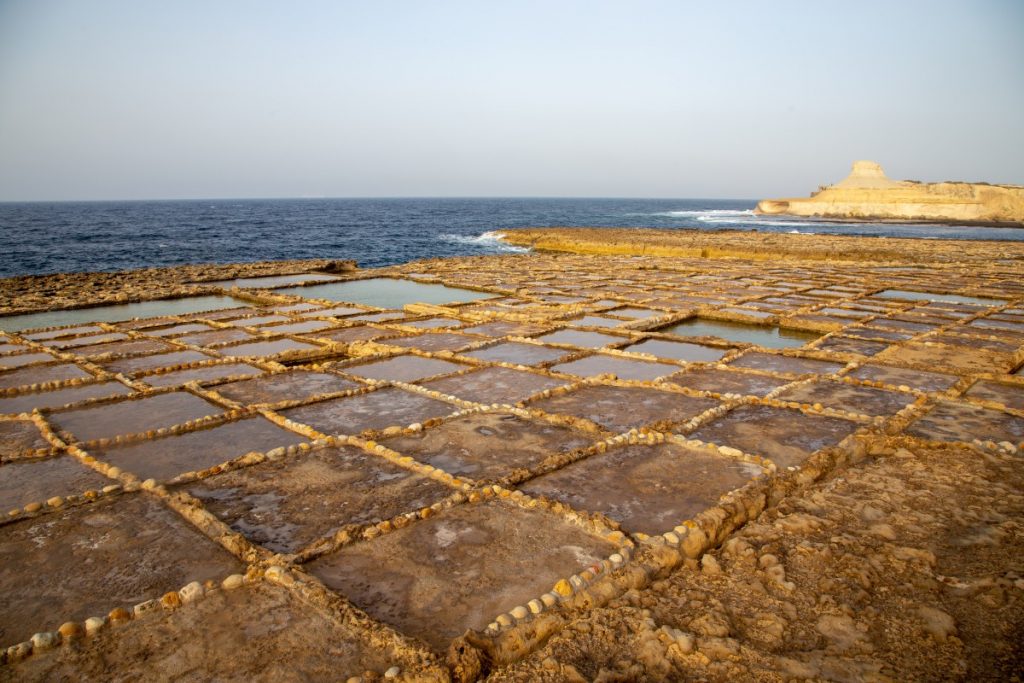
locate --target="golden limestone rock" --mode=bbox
[757,160,1024,225]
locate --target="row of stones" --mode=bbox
[1,569,254,666]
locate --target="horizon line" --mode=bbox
[0,195,761,204]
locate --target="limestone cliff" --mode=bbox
[756,161,1024,226]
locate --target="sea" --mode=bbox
[2,197,1024,278]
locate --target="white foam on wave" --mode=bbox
[648,209,757,219]
[440,231,529,252]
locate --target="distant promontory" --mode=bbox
[756,161,1024,226]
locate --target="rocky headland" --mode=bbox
[756,161,1024,226]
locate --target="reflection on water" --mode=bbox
[661,318,818,349]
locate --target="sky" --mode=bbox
[0,0,1022,201]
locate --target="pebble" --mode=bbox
[161,591,182,609]
[6,642,32,662]
[222,574,245,590]
[179,581,205,604]
[133,599,160,618]
[30,632,58,651]
[384,666,401,678]
[108,607,132,623]
[84,616,106,634]
[528,599,544,614]
[58,621,83,640]
[510,605,529,620]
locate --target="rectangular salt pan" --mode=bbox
[0,296,250,333]
[875,290,1004,306]
[661,318,818,349]
[272,278,495,308]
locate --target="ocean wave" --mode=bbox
[696,215,824,228]
[649,209,757,218]
[439,231,529,252]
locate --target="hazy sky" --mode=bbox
[1,0,1022,201]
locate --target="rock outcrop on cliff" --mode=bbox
[757,161,1024,226]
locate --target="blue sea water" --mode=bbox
[2,197,1023,278]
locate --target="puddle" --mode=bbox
[534,330,624,349]
[776,380,914,416]
[875,290,1003,306]
[623,339,728,363]
[92,416,307,481]
[463,341,571,366]
[905,401,1024,444]
[382,412,594,481]
[551,354,679,381]
[728,352,845,376]
[669,367,791,397]
[140,362,263,388]
[0,420,50,456]
[48,391,222,442]
[421,366,569,405]
[0,296,249,332]
[341,356,466,383]
[661,318,818,349]
[529,385,718,433]
[0,362,93,390]
[307,500,612,652]
[0,381,133,415]
[520,443,761,535]
[197,273,338,289]
[273,278,496,308]
[0,455,112,511]
[185,446,450,554]
[281,387,456,435]
[688,405,860,468]
[212,370,360,405]
[0,495,242,646]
